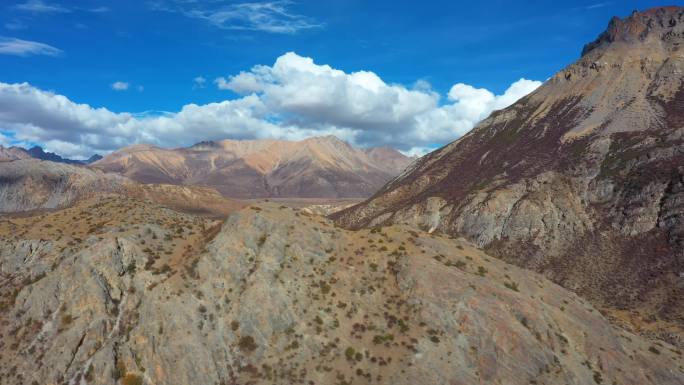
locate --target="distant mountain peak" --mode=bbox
[85,154,103,163]
[188,140,221,150]
[27,145,46,155]
[118,143,163,152]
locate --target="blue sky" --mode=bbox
[0,0,671,158]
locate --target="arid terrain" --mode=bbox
[0,197,682,385]
[1,5,684,385]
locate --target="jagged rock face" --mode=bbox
[92,136,412,199]
[333,7,684,341]
[0,159,243,215]
[0,198,682,385]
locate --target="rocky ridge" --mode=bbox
[0,198,682,385]
[0,159,243,215]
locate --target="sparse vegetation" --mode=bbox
[504,281,519,292]
[593,370,603,384]
[122,373,143,385]
[372,334,394,344]
[345,346,356,361]
[257,234,267,246]
[238,335,258,353]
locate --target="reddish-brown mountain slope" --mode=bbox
[334,7,684,345]
[92,136,412,199]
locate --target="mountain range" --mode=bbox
[91,136,412,199]
[1,6,684,385]
[334,6,684,344]
[0,145,102,164]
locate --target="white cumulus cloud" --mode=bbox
[0,53,542,158]
[216,52,541,154]
[217,52,439,131]
[0,82,284,158]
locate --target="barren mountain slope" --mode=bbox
[0,198,682,385]
[0,159,243,215]
[92,136,412,199]
[334,7,684,343]
[0,145,31,162]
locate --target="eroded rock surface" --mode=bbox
[1,198,682,385]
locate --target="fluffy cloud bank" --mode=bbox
[0,52,541,158]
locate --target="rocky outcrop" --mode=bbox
[92,136,413,199]
[333,7,684,341]
[0,198,682,385]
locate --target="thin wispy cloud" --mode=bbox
[585,2,612,10]
[13,0,69,13]
[0,37,62,56]
[573,2,613,11]
[4,19,27,30]
[111,82,145,92]
[193,76,207,88]
[12,1,111,14]
[111,81,130,91]
[160,1,322,34]
[89,6,110,13]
